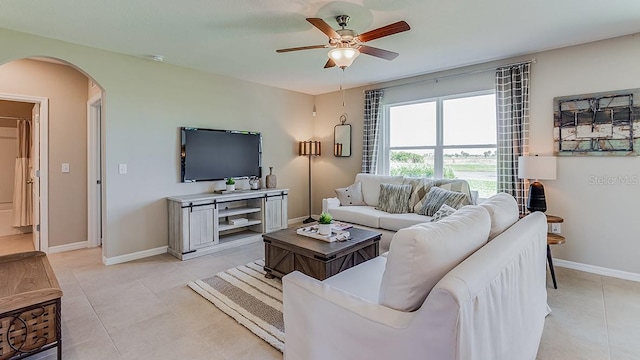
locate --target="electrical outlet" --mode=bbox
[551,223,561,234]
[118,163,127,174]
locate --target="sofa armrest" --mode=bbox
[283,271,419,359]
[322,197,340,213]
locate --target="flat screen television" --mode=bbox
[181,127,262,182]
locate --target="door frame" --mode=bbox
[87,92,102,248]
[0,92,49,252]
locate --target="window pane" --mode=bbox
[443,148,497,198]
[443,94,496,145]
[390,102,436,146]
[390,149,435,178]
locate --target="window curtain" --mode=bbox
[12,119,33,227]
[362,89,384,174]
[496,63,530,214]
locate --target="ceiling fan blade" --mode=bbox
[324,58,336,68]
[307,18,340,39]
[356,21,410,43]
[276,44,328,53]
[358,45,399,60]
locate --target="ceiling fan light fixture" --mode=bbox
[328,47,360,68]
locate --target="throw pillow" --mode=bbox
[434,179,473,205]
[430,204,457,222]
[402,178,435,213]
[335,182,366,206]
[376,184,412,214]
[417,186,467,216]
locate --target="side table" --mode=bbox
[546,215,565,289]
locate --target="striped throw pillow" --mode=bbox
[417,187,467,216]
[376,184,412,214]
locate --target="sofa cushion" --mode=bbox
[378,206,491,312]
[430,204,457,222]
[376,184,412,214]
[328,205,386,228]
[403,177,436,213]
[417,187,467,216]
[323,256,387,303]
[355,173,404,207]
[434,179,474,205]
[335,182,366,206]
[479,192,520,240]
[378,212,432,232]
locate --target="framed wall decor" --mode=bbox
[553,88,640,156]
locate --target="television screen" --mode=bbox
[181,127,262,182]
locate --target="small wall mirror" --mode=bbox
[334,124,351,157]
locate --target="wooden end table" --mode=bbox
[546,215,565,289]
[263,227,381,281]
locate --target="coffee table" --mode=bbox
[263,227,381,281]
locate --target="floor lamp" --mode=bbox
[299,141,321,223]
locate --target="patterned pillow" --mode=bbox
[335,182,366,206]
[430,204,457,222]
[376,184,412,214]
[434,179,473,205]
[417,187,467,216]
[403,178,435,213]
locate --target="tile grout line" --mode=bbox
[600,276,613,360]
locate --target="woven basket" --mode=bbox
[0,300,59,360]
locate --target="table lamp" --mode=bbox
[517,155,557,212]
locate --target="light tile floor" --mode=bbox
[2,239,638,360]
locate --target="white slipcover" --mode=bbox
[479,192,520,240]
[282,212,549,360]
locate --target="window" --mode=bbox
[381,92,497,198]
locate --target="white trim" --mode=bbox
[0,93,49,253]
[288,216,309,224]
[554,259,640,283]
[48,241,88,254]
[102,246,168,266]
[87,93,102,249]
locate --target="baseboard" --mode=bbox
[103,246,168,266]
[289,216,313,224]
[554,259,640,282]
[48,241,88,254]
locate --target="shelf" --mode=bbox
[218,207,261,217]
[219,230,262,244]
[219,219,262,232]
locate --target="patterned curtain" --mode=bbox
[496,63,530,214]
[362,89,383,174]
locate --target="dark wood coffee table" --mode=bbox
[263,227,381,281]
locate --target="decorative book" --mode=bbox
[296,225,350,242]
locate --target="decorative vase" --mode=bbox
[318,224,332,236]
[266,167,277,188]
[226,184,235,191]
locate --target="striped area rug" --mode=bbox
[188,259,284,352]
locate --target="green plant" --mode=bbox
[318,212,332,224]
[226,178,235,185]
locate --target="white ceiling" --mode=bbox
[1,0,639,95]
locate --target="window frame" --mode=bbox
[379,89,497,179]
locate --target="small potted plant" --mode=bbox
[225,178,236,191]
[318,212,333,235]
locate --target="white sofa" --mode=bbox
[322,173,476,251]
[283,194,549,360]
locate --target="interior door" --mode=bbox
[31,103,40,251]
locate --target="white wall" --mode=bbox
[315,33,640,275]
[0,28,314,260]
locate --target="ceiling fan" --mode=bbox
[276,15,410,69]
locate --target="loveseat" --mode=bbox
[322,173,477,251]
[284,194,549,360]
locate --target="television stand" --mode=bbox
[167,188,288,260]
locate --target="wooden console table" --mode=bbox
[0,251,62,360]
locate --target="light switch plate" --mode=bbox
[61,163,70,173]
[119,163,127,174]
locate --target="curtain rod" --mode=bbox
[364,58,536,93]
[0,115,30,121]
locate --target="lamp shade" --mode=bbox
[518,156,556,180]
[328,47,360,68]
[299,141,321,156]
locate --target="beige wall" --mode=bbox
[0,59,89,247]
[315,33,640,274]
[0,28,314,260]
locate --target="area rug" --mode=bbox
[188,259,284,352]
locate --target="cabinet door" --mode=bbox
[265,194,288,233]
[188,204,215,250]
